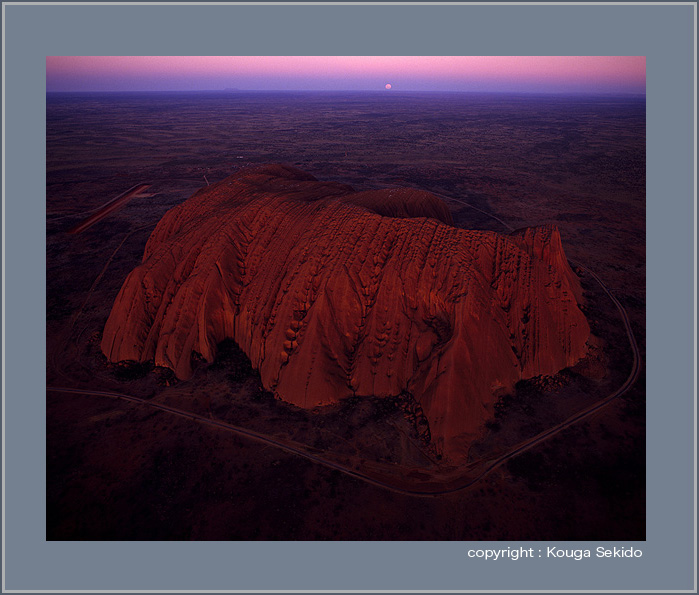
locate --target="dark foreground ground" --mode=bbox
[46,91,645,540]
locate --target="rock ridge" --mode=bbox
[102,164,590,458]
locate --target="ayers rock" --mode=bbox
[102,164,590,459]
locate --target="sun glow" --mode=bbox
[46,56,646,94]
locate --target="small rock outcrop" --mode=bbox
[102,164,590,459]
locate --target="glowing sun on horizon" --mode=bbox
[385,83,392,90]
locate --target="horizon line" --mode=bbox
[45,88,647,96]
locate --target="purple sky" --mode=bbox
[46,56,646,94]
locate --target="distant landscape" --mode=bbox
[46,90,645,540]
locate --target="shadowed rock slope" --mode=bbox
[102,164,590,459]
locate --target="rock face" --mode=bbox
[102,164,590,459]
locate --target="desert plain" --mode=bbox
[46,91,645,540]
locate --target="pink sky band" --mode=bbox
[46,56,646,94]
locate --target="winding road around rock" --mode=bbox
[48,186,642,497]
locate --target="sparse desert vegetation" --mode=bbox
[47,91,645,540]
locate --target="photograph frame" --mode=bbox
[3,1,697,592]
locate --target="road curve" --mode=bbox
[463,258,642,486]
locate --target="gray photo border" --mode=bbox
[2,1,696,592]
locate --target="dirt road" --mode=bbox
[67,183,151,234]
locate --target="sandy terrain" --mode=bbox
[46,91,645,540]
